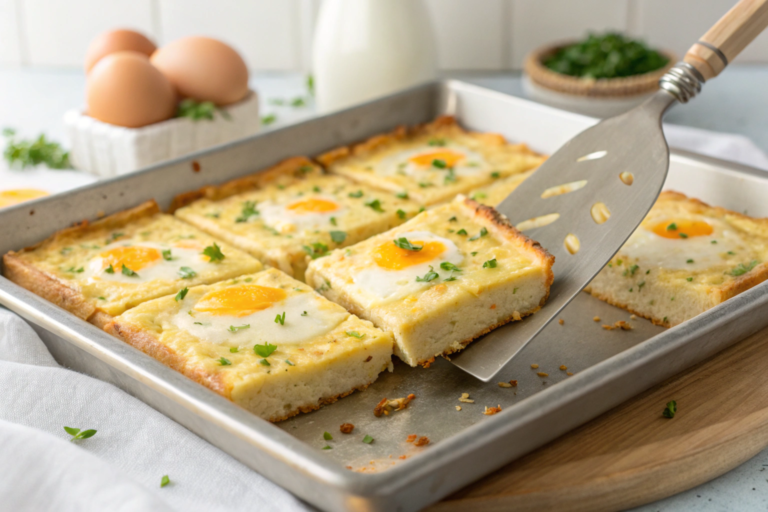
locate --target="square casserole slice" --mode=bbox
[173,156,421,281]
[317,116,545,206]
[306,195,554,367]
[2,200,262,329]
[106,268,394,422]
[585,191,768,327]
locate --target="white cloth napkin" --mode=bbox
[1,124,766,512]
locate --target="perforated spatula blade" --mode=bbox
[450,0,768,381]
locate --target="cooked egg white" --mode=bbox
[82,240,219,284]
[377,145,487,180]
[622,216,749,271]
[171,285,347,347]
[257,195,345,233]
[350,231,463,307]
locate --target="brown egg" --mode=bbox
[151,37,249,106]
[87,52,176,128]
[84,29,156,73]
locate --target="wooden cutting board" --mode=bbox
[432,325,768,512]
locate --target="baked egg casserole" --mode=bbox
[585,191,768,327]
[306,195,554,366]
[173,157,421,281]
[317,116,545,206]
[106,268,394,422]
[3,200,262,328]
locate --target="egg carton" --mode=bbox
[63,90,260,177]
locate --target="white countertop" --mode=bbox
[2,66,768,511]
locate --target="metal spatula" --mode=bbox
[451,0,768,381]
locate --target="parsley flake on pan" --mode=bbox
[64,426,97,442]
[218,357,232,366]
[362,435,374,444]
[662,400,677,419]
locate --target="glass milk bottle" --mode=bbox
[312,0,437,112]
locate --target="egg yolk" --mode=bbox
[286,198,339,214]
[194,285,287,317]
[0,189,49,208]
[374,240,446,270]
[651,219,713,239]
[409,150,464,167]
[100,246,161,271]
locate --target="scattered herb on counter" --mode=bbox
[202,243,225,262]
[274,312,286,325]
[160,475,171,488]
[322,445,332,450]
[3,128,71,169]
[662,400,677,419]
[64,426,97,442]
[543,32,669,79]
[176,99,230,121]
[261,114,277,126]
[254,342,277,358]
[175,288,189,302]
[394,237,423,251]
[323,431,333,441]
[330,230,347,244]
[362,435,374,444]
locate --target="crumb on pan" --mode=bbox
[414,436,430,447]
[603,320,633,331]
[406,434,417,443]
[530,363,539,369]
[484,405,502,416]
[593,316,601,322]
[498,381,513,388]
[630,314,637,320]
[559,365,567,371]
[340,423,355,434]
[374,394,416,417]
[558,318,564,325]
[567,372,574,376]
[537,372,549,377]
[455,405,462,411]
[458,393,474,403]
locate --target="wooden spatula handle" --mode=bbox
[685,0,768,80]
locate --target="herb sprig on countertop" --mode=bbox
[543,33,669,79]
[176,99,231,121]
[3,128,71,169]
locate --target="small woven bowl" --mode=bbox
[523,41,676,118]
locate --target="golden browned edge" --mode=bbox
[524,42,676,98]
[413,196,556,368]
[585,190,768,327]
[316,115,543,169]
[167,156,321,213]
[106,318,378,422]
[2,200,161,328]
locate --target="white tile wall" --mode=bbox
[21,0,155,67]
[1,0,766,71]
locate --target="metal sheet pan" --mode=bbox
[2,81,768,512]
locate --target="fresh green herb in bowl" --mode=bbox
[3,128,71,169]
[543,33,669,79]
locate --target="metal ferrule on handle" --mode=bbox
[658,62,706,103]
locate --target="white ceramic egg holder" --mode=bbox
[63,90,260,178]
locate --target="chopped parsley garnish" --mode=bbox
[686,277,693,282]
[121,265,138,277]
[348,190,364,198]
[303,242,330,259]
[329,216,337,226]
[205,212,220,218]
[445,276,457,281]
[666,223,677,231]
[679,233,688,238]
[418,182,433,188]
[449,216,457,222]
[469,227,488,241]
[230,347,239,353]
[202,243,225,262]
[178,266,197,279]
[106,232,124,244]
[228,324,250,332]
[274,312,286,325]
[63,426,97,442]
[160,475,170,488]
[175,288,189,301]
[432,159,447,169]
[730,260,759,276]
[483,258,498,268]
[345,331,364,339]
[456,229,468,236]
[623,264,639,277]
[60,247,72,255]
[313,185,321,192]
[364,199,384,212]
[662,400,677,419]
[323,431,333,441]
[261,113,277,125]
[471,192,487,200]
[416,266,439,282]
[66,266,84,273]
[440,262,461,272]
[396,191,409,199]
[394,237,423,251]
[105,264,115,274]
[254,342,278,358]
[259,358,271,366]
[301,311,308,316]
[686,259,694,264]
[471,251,478,256]
[444,168,457,184]
[285,359,295,366]
[728,251,736,255]
[235,201,259,223]
[362,435,374,444]
[711,240,718,244]
[218,357,232,366]
[428,138,446,146]
[513,288,518,294]
[98,296,106,301]
[638,281,645,289]
[322,445,332,450]
[396,209,406,219]
[490,171,500,179]
[162,249,173,261]
[330,230,347,244]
